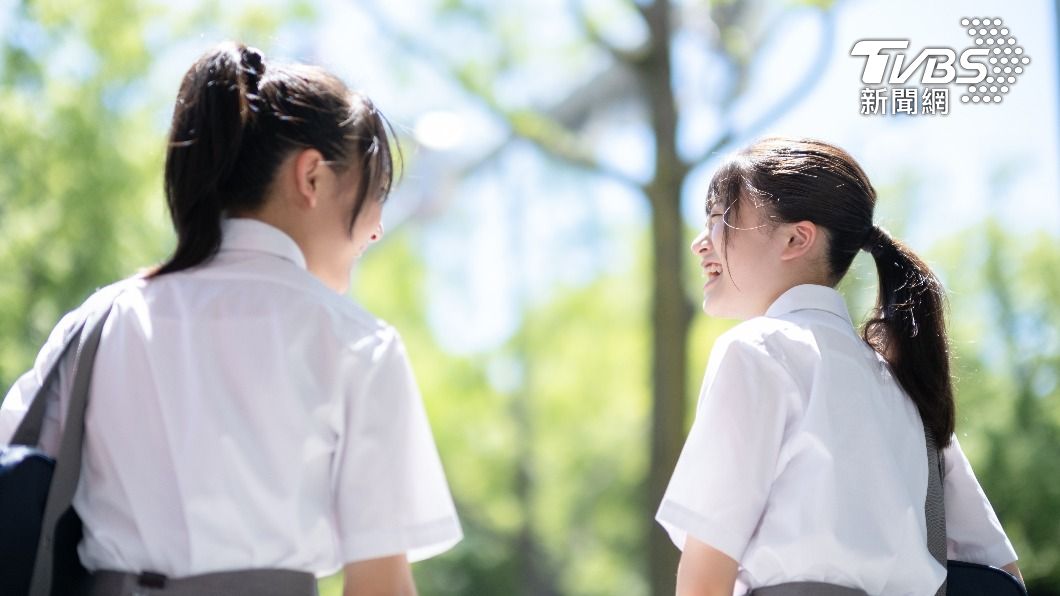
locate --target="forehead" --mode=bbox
[705,183,742,217]
[705,160,746,213]
[706,196,730,214]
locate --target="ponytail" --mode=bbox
[707,138,957,447]
[151,41,397,278]
[153,42,264,277]
[862,226,955,447]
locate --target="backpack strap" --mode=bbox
[10,326,87,447]
[925,427,947,596]
[28,300,118,596]
[749,428,949,596]
[11,280,135,448]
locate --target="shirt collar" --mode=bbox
[220,218,308,270]
[765,284,853,325]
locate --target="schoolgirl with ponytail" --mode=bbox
[1,42,461,595]
[655,137,1021,595]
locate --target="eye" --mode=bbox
[708,212,723,226]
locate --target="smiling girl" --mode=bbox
[656,137,1021,595]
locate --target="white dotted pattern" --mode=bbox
[959,17,1029,104]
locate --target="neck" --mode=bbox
[230,205,349,294]
[756,278,833,318]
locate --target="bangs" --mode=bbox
[349,94,401,204]
[344,93,402,232]
[704,156,748,217]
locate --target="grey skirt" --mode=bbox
[80,568,318,596]
[751,582,869,596]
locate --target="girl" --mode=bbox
[0,42,461,595]
[656,137,1021,595]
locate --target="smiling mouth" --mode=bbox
[701,262,723,289]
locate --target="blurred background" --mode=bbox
[1,0,1057,594]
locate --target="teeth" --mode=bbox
[706,263,722,275]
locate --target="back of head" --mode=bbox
[707,137,876,281]
[156,41,395,277]
[707,136,955,446]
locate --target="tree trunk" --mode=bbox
[638,2,693,595]
[646,180,692,596]
[511,175,559,596]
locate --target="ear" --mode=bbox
[779,220,818,262]
[292,148,326,209]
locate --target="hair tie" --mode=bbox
[240,46,265,92]
[862,225,891,256]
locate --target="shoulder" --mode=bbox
[712,315,817,361]
[269,277,408,367]
[703,316,822,393]
[300,282,398,354]
[246,275,402,361]
[141,267,400,358]
[694,318,811,419]
[19,276,148,378]
[54,276,147,337]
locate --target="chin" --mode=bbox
[702,298,725,318]
[702,298,747,321]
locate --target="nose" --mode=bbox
[690,227,711,256]
[370,223,384,243]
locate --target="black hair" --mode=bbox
[705,137,955,446]
[152,41,396,277]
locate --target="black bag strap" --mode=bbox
[26,300,118,596]
[925,428,947,596]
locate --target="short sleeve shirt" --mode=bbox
[0,218,463,577]
[656,284,1016,595]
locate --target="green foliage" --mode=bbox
[2,1,1056,594]
[351,230,525,594]
[0,0,313,391]
[934,223,1060,593]
[348,218,1060,595]
[0,0,167,391]
[507,275,650,595]
[347,225,741,595]
[354,230,645,594]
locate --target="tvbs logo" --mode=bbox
[850,17,1030,114]
[852,40,988,85]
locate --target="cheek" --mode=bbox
[731,236,776,280]
[351,204,381,243]
[712,227,731,264]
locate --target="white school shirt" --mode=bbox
[656,284,1016,595]
[0,218,462,577]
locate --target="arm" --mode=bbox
[343,554,417,596]
[332,330,461,584]
[0,307,83,452]
[657,331,799,588]
[942,437,1019,568]
[676,535,739,596]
